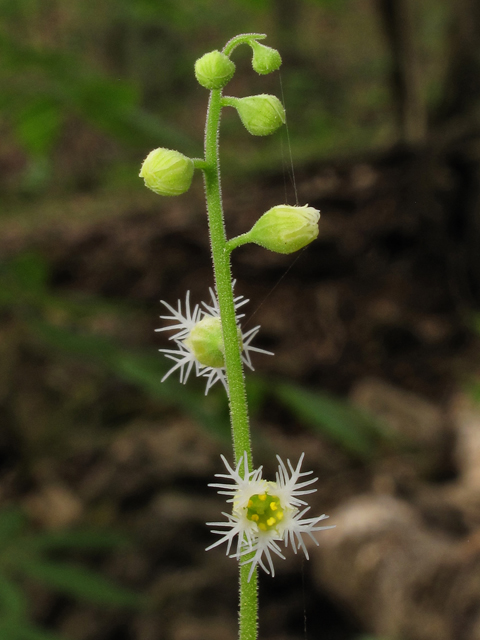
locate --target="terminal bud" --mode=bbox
[224,94,285,136]
[139,148,194,196]
[250,40,282,74]
[248,204,320,254]
[195,50,236,90]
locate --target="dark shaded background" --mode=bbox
[2,1,480,639]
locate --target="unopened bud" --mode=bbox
[139,148,194,196]
[184,317,242,368]
[195,50,236,90]
[224,94,285,136]
[250,41,282,75]
[248,204,320,254]
[185,317,225,368]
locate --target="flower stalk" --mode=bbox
[201,85,258,640]
[202,88,253,469]
[142,33,327,640]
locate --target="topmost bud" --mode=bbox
[195,50,236,90]
[250,40,282,75]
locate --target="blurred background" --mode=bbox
[2,0,480,639]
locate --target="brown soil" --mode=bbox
[1,145,480,640]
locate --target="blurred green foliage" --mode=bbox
[0,508,141,640]
[271,380,395,459]
[0,0,451,195]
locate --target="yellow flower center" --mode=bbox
[246,493,284,532]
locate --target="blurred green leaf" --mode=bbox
[15,559,141,608]
[0,32,195,153]
[0,505,142,635]
[14,97,62,155]
[0,620,66,640]
[273,381,391,459]
[30,320,229,439]
[468,379,480,405]
[20,157,53,194]
[2,253,48,293]
[307,0,351,10]
[0,510,27,549]
[0,574,28,622]
[245,376,269,415]
[24,530,129,553]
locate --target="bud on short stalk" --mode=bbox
[228,205,320,254]
[250,40,282,75]
[223,94,285,136]
[195,50,236,90]
[139,148,194,196]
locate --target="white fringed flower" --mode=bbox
[156,288,272,394]
[206,452,334,580]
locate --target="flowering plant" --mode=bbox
[140,33,329,640]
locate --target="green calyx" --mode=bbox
[195,50,236,90]
[223,94,285,136]
[139,148,194,196]
[185,317,224,368]
[250,40,282,75]
[184,316,243,369]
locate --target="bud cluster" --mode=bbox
[194,35,282,92]
[139,36,287,199]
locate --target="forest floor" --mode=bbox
[1,146,480,640]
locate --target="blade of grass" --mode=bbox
[273,381,393,459]
[14,559,141,609]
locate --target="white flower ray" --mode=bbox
[206,452,334,581]
[157,288,272,394]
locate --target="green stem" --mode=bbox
[223,33,266,56]
[201,88,258,640]
[226,233,252,253]
[203,89,252,467]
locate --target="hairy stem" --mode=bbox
[201,87,258,640]
[223,33,266,56]
[226,233,252,253]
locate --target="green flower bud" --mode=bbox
[195,50,236,90]
[224,94,285,136]
[248,204,320,254]
[250,40,282,75]
[139,148,194,196]
[184,317,242,368]
[185,317,224,368]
